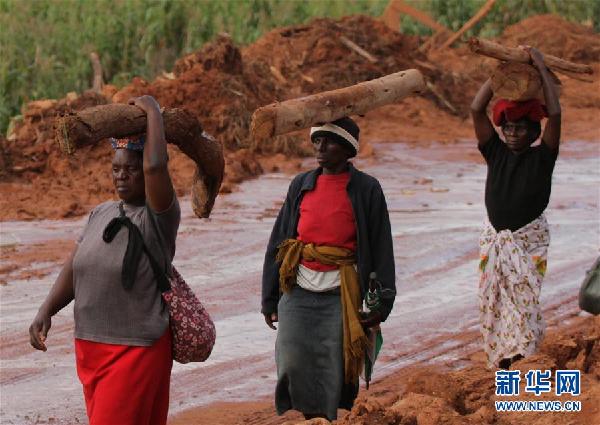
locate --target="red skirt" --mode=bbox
[75,330,172,425]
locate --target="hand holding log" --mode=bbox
[250,69,425,143]
[469,37,594,76]
[54,104,224,218]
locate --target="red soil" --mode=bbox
[1,14,598,221]
[169,315,600,425]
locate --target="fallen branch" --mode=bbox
[339,36,378,63]
[251,69,425,142]
[426,81,457,113]
[440,0,496,50]
[469,37,594,75]
[418,29,451,52]
[55,105,224,218]
[269,66,287,85]
[381,0,448,32]
[89,52,104,94]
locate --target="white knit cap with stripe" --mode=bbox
[310,123,359,153]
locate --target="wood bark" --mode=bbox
[54,104,224,218]
[251,69,425,142]
[469,37,594,75]
[439,0,496,49]
[491,62,542,101]
[491,61,561,102]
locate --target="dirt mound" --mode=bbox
[1,13,598,221]
[500,14,600,64]
[0,15,463,220]
[337,315,600,425]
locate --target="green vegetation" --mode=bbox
[1,0,598,134]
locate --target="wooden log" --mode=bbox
[54,104,224,218]
[250,69,425,142]
[491,61,561,102]
[491,62,542,101]
[469,37,594,75]
[439,0,496,50]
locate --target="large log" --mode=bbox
[469,37,594,75]
[251,69,425,142]
[491,61,561,101]
[54,104,224,218]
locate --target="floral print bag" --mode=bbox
[145,215,216,364]
[161,265,216,363]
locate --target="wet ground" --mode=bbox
[1,140,598,424]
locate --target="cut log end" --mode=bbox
[53,104,224,219]
[491,62,542,101]
[491,61,562,102]
[250,108,277,142]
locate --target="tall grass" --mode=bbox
[1,0,598,135]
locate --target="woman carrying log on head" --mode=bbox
[471,47,561,370]
[261,117,396,420]
[29,95,180,425]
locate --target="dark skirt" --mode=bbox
[275,286,358,420]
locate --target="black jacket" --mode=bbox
[261,163,396,321]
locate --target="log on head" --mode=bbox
[54,104,224,218]
[491,62,542,101]
[251,69,425,143]
[469,37,594,76]
[491,62,561,102]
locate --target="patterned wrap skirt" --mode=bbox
[479,214,550,367]
[275,286,358,420]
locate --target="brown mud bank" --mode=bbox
[170,314,600,425]
[1,14,598,221]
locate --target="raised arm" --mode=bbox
[471,78,495,148]
[527,47,561,151]
[29,245,77,351]
[129,96,175,212]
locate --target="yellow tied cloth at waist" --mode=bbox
[276,238,368,384]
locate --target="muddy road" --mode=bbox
[1,140,598,424]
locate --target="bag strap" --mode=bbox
[119,202,171,293]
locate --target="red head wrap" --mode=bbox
[492,99,548,126]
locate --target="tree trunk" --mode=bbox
[251,69,425,142]
[469,37,594,75]
[54,104,224,218]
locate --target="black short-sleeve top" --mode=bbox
[479,132,559,232]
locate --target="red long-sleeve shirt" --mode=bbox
[297,172,357,272]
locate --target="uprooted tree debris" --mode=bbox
[1,14,598,220]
